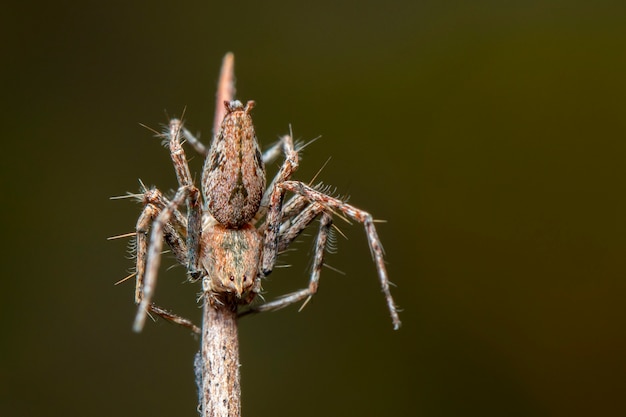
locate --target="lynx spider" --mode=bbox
[124,69,400,334]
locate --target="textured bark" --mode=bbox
[200,301,241,417]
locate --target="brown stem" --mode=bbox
[213,52,236,138]
[196,52,242,417]
[199,299,241,417]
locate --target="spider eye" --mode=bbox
[229,275,235,281]
[242,274,247,282]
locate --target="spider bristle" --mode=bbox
[325,226,338,254]
[312,182,339,199]
[308,156,331,186]
[138,122,161,137]
[331,223,349,241]
[312,181,328,193]
[311,182,351,204]
[158,123,174,147]
[138,179,149,193]
[293,139,306,152]
[114,272,136,286]
[107,231,135,240]
[297,296,313,312]
[126,237,137,256]
[124,237,137,259]
[279,248,299,254]
[329,208,353,226]
[292,135,322,153]
[110,193,143,200]
[146,309,157,323]
[323,263,346,276]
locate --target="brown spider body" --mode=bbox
[200,100,265,305]
[118,54,399,417]
[128,98,401,333]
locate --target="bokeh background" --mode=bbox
[2,1,626,416]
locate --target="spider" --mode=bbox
[127,99,401,333]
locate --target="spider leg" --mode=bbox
[277,202,326,253]
[280,180,401,329]
[167,119,203,278]
[261,135,288,165]
[135,201,159,304]
[135,188,188,290]
[261,134,299,275]
[241,212,332,316]
[148,305,200,334]
[133,187,200,333]
[134,185,199,332]
[257,134,299,219]
[236,195,321,319]
[181,126,208,157]
[279,193,313,225]
[133,119,203,333]
[260,188,329,274]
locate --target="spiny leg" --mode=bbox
[280,180,401,330]
[243,212,332,315]
[135,202,158,305]
[258,134,298,216]
[261,134,299,275]
[134,188,199,334]
[277,190,315,227]
[261,130,318,168]
[134,185,199,332]
[275,184,345,251]
[256,133,322,227]
[260,186,337,274]
[181,126,208,157]
[134,188,188,305]
[166,119,203,278]
[277,202,326,253]
[133,120,202,332]
[261,134,291,165]
[141,187,189,262]
[149,305,200,334]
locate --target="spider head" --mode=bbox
[202,224,261,304]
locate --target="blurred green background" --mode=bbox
[2,1,626,416]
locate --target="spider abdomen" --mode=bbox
[203,100,266,228]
